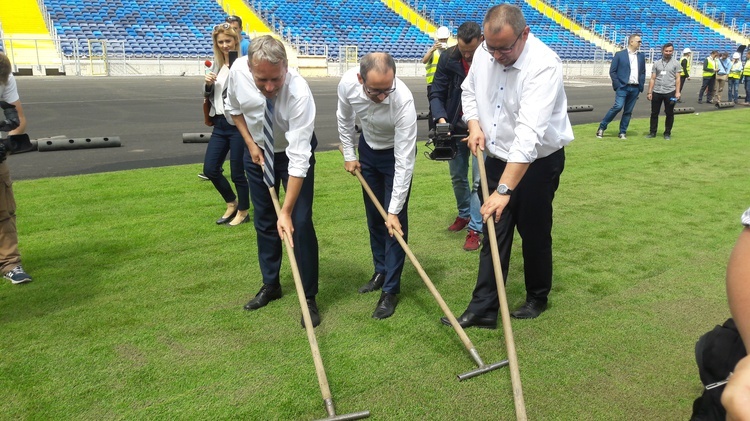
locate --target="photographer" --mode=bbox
[428,21,483,251]
[0,52,32,284]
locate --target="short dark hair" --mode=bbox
[662,42,673,51]
[484,4,526,36]
[226,15,242,27]
[0,53,11,85]
[456,22,482,44]
[360,52,396,81]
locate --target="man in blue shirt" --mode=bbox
[226,15,250,56]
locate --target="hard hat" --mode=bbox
[682,48,691,55]
[436,26,450,40]
[733,52,741,59]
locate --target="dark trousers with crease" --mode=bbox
[467,148,565,319]
[244,134,319,299]
[358,135,410,295]
[649,91,676,136]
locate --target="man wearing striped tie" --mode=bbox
[337,52,418,320]
[226,36,321,328]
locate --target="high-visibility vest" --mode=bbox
[703,57,717,78]
[425,50,441,84]
[680,56,691,77]
[743,60,750,77]
[729,61,743,79]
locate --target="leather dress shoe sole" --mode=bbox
[358,272,385,294]
[440,311,497,329]
[510,301,548,319]
[216,210,238,225]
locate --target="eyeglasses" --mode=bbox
[363,82,396,96]
[482,31,523,55]
[213,22,231,32]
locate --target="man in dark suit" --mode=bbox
[595,34,646,140]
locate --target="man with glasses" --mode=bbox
[225,36,320,328]
[440,4,573,327]
[337,52,417,320]
[226,15,250,56]
[596,34,646,140]
[428,21,484,251]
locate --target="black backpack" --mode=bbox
[691,318,747,420]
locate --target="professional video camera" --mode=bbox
[425,122,464,161]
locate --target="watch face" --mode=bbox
[497,184,510,195]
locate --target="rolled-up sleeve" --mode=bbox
[285,91,315,178]
[337,80,358,162]
[389,96,417,215]
[461,63,478,124]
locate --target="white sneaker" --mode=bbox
[618,133,627,140]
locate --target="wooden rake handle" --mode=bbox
[475,150,527,421]
[266,183,336,414]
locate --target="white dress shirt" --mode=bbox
[628,50,639,84]
[461,33,574,163]
[205,63,231,117]
[225,55,316,178]
[336,67,417,214]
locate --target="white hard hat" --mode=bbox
[436,26,450,40]
[733,52,741,59]
[682,48,691,55]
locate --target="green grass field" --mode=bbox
[2,109,749,420]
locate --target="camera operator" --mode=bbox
[428,21,484,251]
[0,52,32,284]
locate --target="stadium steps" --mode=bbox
[381,0,438,35]
[664,0,750,46]
[216,0,273,35]
[524,0,618,54]
[0,0,62,68]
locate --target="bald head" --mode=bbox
[359,52,396,82]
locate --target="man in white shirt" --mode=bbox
[0,52,32,285]
[441,4,573,327]
[225,36,320,328]
[337,52,418,319]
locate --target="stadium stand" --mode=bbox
[693,0,750,35]
[553,0,738,55]
[43,0,227,57]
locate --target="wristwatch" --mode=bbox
[496,184,513,195]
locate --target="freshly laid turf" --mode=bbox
[2,109,749,420]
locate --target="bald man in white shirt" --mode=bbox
[337,52,418,320]
[440,4,573,327]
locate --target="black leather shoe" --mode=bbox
[301,298,321,328]
[243,284,282,310]
[440,310,497,329]
[510,300,548,319]
[372,292,398,319]
[216,210,237,225]
[358,272,385,293]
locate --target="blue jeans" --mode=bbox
[448,140,482,232]
[728,78,740,102]
[203,115,249,210]
[598,85,640,135]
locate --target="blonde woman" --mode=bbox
[203,23,249,226]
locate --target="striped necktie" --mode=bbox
[262,98,275,187]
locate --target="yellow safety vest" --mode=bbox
[743,60,750,77]
[425,50,441,85]
[729,61,742,79]
[680,56,691,77]
[703,57,716,78]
